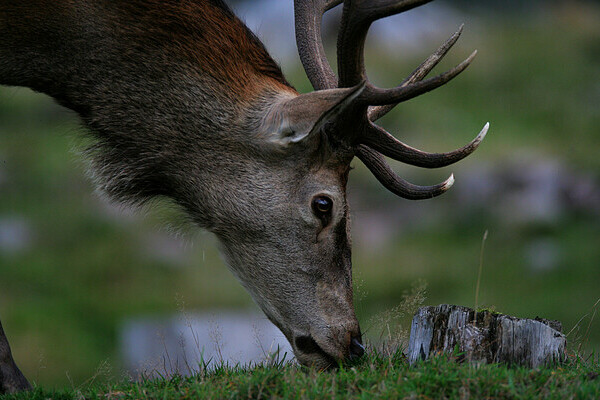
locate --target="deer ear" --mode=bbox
[265,82,365,146]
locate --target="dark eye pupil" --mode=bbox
[313,196,332,215]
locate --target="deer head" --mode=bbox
[0,0,488,374]
[244,0,488,366]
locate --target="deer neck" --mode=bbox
[1,0,298,211]
[2,1,294,108]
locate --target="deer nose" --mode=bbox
[349,336,365,360]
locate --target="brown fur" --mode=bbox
[0,0,292,104]
[0,2,363,389]
[103,0,293,94]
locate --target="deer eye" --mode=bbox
[312,196,333,226]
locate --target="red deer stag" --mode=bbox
[0,0,488,392]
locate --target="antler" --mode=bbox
[294,0,342,90]
[294,0,489,199]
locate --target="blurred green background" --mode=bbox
[1,0,599,388]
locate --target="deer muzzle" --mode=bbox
[288,279,363,368]
[292,322,363,368]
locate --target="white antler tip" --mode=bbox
[474,122,490,144]
[443,173,455,190]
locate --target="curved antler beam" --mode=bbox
[337,0,435,87]
[294,0,343,90]
[356,145,454,200]
[362,122,489,169]
[350,0,435,21]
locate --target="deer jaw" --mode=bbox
[214,168,360,367]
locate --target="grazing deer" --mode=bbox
[0,0,489,392]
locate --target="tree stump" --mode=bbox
[407,304,566,368]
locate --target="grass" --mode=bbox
[2,349,599,399]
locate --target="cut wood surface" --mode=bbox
[407,304,567,368]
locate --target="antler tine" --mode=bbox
[294,0,343,90]
[357,145,454,200]
[361,50,477,106]
[363,122,490,168]
[337,0,434,88]
[368,24,464,122]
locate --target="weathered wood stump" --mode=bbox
[407,304,566,368]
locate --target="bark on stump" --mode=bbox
[407,304,566,368]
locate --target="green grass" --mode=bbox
[2,350,599,399]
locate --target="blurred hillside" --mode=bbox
[1,0,599,388]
